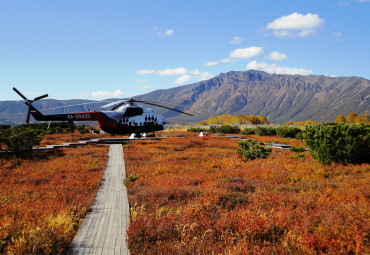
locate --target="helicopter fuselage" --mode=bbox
[97,105,168,135]
[30,104,168,135]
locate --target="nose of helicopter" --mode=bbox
[161,116,169,130]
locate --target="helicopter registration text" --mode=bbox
[67,114,91,120]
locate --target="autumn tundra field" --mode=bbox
[0,123,369,254]
[0,132,109,254]
[124,131,369,254]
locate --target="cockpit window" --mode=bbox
[124,107,143,116]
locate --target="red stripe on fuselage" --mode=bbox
[69,111,118,128]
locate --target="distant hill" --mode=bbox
[1,70,369,125]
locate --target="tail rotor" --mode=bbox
[13,87,48,123]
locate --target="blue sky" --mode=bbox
[1,0,369,101]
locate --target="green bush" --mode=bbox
[237,139,272,161]
[209,125,240,134]
[17,122,76,134]
[187,127,208,133]
[241,128,256,135]
[255,126,277,136]
[295,131,305,140]
[290,146,306,152]
[77,125,89,134]
[0,125,11,131]
[276,126,302,138]
[123,173,140,185]
[305,123,369,165]
[0,127,43,156]
[291,154,305,159]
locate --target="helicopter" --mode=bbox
[13,87,193,137]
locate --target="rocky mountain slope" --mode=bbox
[1,70,369,125]
[136,70,369,123]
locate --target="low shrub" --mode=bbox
[187,127,208,133]
[241,128,256,135]
[290,146,306,152]
[0,125,11,131]
[255,126,277,136]
[291,153,305,159]
[0,127,43,156]
[276,126,302,138]
[77,125,89,134]
[209,125,240,134]
[305,123,369,164]
[237,139,272,160]
[124,173,140,185]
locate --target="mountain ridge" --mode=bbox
[1,70,369,125]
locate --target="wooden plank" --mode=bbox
[67,144,130,254]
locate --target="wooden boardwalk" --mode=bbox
[68,144,130,254]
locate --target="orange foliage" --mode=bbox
[124,132,369,254]
[0,144,108,254]
[199,114,269,125]
[40,132,111,146]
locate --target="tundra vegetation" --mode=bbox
[198,114,269,125]
[0,123,95,156]
[0,116,369,254]
[0,131,108,254]
[124,129,369,254]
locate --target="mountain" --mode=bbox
[136,70,370,123]
[1,70,369,125]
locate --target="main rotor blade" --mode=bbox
[34,94,48,101]
[134,100,193,116]
[13,87,28,100]
[43,101,113,111]
[141,100,190,109]
[101,100,127,108]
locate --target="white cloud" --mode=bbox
[176,75,192,84]
[229,46,263,59]
[333,32,342,37]
[135,79,148,83]
[221,58,232,63]
[337,1,350,6]
[137,69,155,75]
[229,36,243,44]
[266,51,287,61]
[190,69,201,75]
[136,67,215,85]
[24,91,42,98]
[79,92,88,98]
[155,27,174,36]
[91,90,124,98]
[198,72,215,81]
[266,12,324,37]
[273,30,290,37]
[158,67,187,76]
[164,29,174,35]
[298,29,316,37]
[205,61,218,66]
[246,60,313,75]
